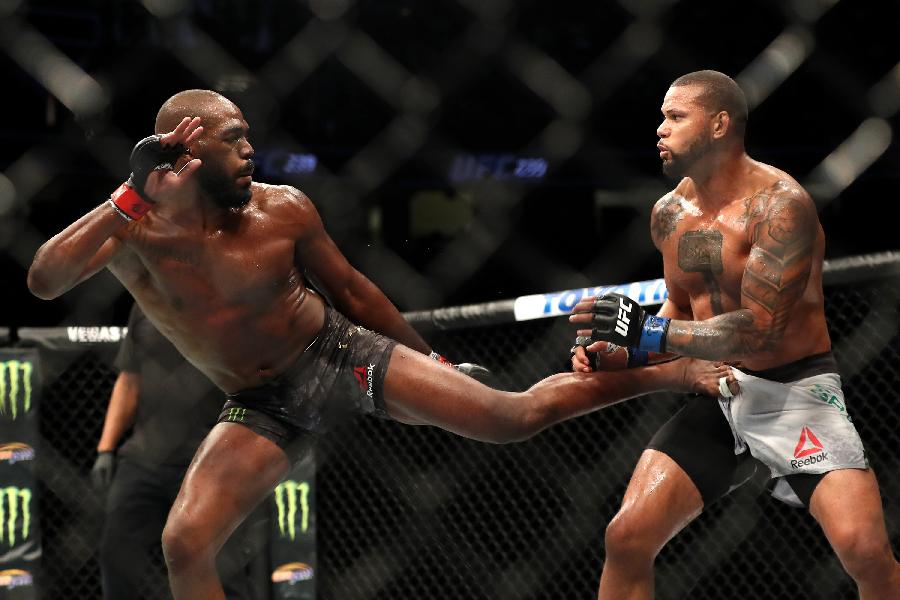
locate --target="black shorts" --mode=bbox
[216,306,397,462]
[648,393,824,508]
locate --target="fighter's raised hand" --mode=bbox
[108,117,203,220]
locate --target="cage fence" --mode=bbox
[0,253,896,599]
[1,0,899,599]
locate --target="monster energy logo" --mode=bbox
[274,480,310,540]
[225,407,246,422]
[0,487,32,547]
[0,361,33,420]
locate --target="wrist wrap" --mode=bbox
[109,182,153,221]
[638,315,670,353]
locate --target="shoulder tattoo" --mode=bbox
[651,194,685,242]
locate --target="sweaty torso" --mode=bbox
[652,164,831,370]
[107,183,325,393]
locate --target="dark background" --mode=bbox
[2,0,898,328]
[2,3,899,599]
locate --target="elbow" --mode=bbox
[27,263,60,300]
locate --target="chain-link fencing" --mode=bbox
[0,253,896,598]
[1,0,899,598]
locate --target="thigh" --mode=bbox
[612,449,705,544]
[809,468,892,551]
[648,395,757,507]
[168,422,292,552]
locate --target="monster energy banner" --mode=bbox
[270,451,315,599]
[0,349,41,600]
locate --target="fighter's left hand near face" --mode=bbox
[570,293,671,353]
[142,117,204,202]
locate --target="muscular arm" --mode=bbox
[96,371,139,452]
[27,202,127,300]
[29,119,202,300]
[290,189,431,354]
[664,186,818,360]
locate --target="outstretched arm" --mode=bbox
[290,189,431,354]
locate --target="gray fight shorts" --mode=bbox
[719,359,868,506]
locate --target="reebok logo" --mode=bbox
[353,367,367,391]
[353,364,376,398]
[615,297,632,337]
[790,426,829,469]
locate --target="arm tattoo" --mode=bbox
[665,181,817,360]
[651,194,685,242]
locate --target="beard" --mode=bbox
[661,136,712,180]
[196,163,252,208]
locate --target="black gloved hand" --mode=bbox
[91,451,116,491]
[109,135,189,221]
[586,293,670,353]
[127,135,188,201]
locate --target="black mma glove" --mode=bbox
[586,293,670,353]
[109,135,188,221]
[91,451,116,490]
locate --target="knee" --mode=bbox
[478,391,541,444]
[161,513,215,574]
[603,509,662,564]
[829,524,896,582]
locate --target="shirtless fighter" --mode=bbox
[28,89,734,599]
[572,70,900,599]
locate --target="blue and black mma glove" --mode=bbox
[587,292,671,354]
[108,135,188,221]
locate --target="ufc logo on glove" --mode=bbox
[587,293,670,353]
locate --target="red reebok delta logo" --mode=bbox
[793,426,824,458]
[353,366,367,391]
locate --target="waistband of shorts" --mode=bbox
[741,350,838,383]
[227,305,343,400]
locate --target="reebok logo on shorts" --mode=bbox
[790,426,829,469]
[353,364,376,398]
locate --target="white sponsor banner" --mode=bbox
[512,278,668,322]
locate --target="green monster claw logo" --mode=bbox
[225,407,246,422]
[274,480,310,540]
[0,361,33,420]
[0,487,32,547]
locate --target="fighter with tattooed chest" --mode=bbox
[571,71,900,599]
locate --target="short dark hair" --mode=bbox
[671,70,748,135]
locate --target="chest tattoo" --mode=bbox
[678,229,725,315]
